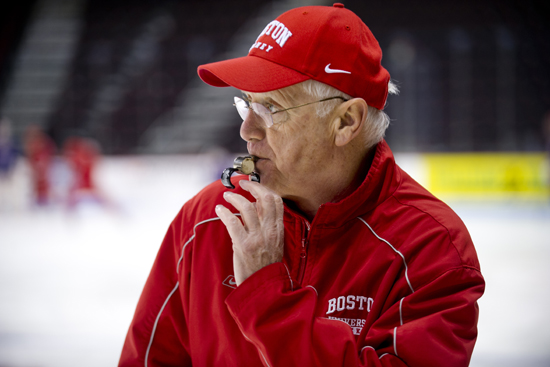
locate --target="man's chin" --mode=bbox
[253,165,285,196]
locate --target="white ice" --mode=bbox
[0,155,548,367]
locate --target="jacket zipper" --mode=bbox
[297,219,311,285]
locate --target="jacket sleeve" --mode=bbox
[225,262,484,367]
[118,210,192,367]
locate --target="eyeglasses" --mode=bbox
[233,95,349,128]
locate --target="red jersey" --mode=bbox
[24,128,55,203]
[119,140,484,367]
[63,137,99,191]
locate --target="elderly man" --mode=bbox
[119,4,484,367]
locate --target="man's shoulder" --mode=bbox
[386,167,479,270]
[392,165,464,229]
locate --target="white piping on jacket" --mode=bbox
[145,282,179,367]
[393,327,399,356]
[361,345,375,354]
[259,349,272,367]
[357,217,415,294]
[283,263,294,291]
[148,216,232,366]
[177,216,232,274]
[240,329,272,367]
[357,217,413,361]
[306,285,318,296]
[399,297,405,326]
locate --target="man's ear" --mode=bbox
[333,98,368,147]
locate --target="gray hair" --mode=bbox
[299,79,399,149]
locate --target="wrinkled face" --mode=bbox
[239,84,337,200]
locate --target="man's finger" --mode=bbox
[273,194,285,234]
[215,204,246,241]
[239,179,270,201]
[239,180,280,225]
[222,191,261,231]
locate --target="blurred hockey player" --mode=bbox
[0,118,20,209]
[63,136,102,208]
[0,118,18,178]
[23,125,56,206]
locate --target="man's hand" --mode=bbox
[215,180,285,286]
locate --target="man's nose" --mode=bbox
[240,111,266,142]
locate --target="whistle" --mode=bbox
[221,156,260,189]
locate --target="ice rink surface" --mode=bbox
[0,155,549,367]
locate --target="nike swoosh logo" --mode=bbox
[325,64,351,74]
[223,275,237,289]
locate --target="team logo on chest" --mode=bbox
[325,294,374,336]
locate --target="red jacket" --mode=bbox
[119,140,484,367]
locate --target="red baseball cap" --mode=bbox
[197,3,390,110]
